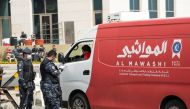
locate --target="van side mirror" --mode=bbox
[58,52,65,63]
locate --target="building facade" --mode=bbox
[0,0,190,44]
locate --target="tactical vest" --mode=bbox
[22,60,35,82]
[40,58,59,84]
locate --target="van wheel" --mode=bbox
[70,93,90,109]
[163,100,186,109]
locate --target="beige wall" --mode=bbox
[10,0,33,38]
[175,0,190,17]
[58,0,94,44]
[102,0,110,23]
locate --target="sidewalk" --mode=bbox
[0,90,43,109]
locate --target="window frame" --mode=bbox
[64,40,94,63]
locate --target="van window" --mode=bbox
[65,41,93,63]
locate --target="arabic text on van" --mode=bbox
[117,40,168,58]
[116,40,167,67]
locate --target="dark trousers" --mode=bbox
[40,82,61,109]
[18,39,25,46]
[32,54,40,61]
[19,81,35,109]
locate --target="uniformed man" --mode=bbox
[12,45,19,57]
[12,45,23,61]
[38,45,45,57]
[32,45,40,61]
[40,50,62,109]
[52,44,57,52]
[18,47,36,109]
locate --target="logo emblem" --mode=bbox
[172,39,182,59]
[52,66,55,70]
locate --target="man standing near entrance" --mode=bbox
[18,32,27,46]
[40,50,62,109]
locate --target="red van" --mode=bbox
[59,17,190,109]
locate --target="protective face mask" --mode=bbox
[27,55,32,60]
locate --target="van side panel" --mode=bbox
[86,19,190,109]
[86,30,118,109]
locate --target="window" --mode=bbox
[65,41,93,63]
[93,0,102,10]
[148,0,158,18]
[130,0,140,12]
[46,0,58,13]
[166,0,174,17]
[95,12,103,25]
[33,0,45,14]
[52,14,59,44]
[32,0,58,14]
[33,15,40,39]
[0,0,10,16]
[2,19,11,38]
[32,0,59,44]
[0,0,11,40]
[93,0,103,25]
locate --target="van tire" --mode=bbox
[70,93,90,109]
[163,99,186,109]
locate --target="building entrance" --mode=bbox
[33,0,59,44]
[40,14,52,43]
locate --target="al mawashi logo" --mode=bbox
[172,39,182,59]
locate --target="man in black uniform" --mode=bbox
[32,45,40,61]
[12,45,23,61]
[40,50,62,109]
[38,45,45,57]
[12,45,19,57]
[18,47,36,109]
[18,32,27,46]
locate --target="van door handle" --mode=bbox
[83,70,90,75]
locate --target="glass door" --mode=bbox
[40,15,52,43]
